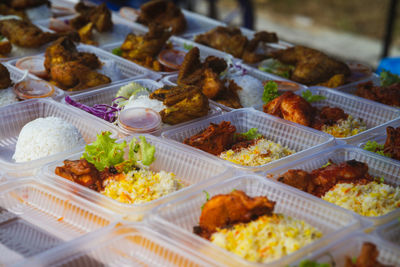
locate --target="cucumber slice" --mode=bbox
[116,82,150,99]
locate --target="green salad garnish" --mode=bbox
[301,90,327,103]
[380,69,400,87]
[183,43,194,50]
[262,81,279,103]
[259,58,294,79]
[112,47,123,57]
[295,259,331,267]
[363,140,391,157]
[82,131,155,171]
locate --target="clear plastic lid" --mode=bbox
[15,56,48,79]
[118,107,162,134]
[13,79,55,99]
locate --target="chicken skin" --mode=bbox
[45,36,110,91]
[277,160,372,197]
[194,190,276,239]
[271,46,351,86]
[149,84,209,125]
[195,26,278,63]
[0,63,12,89]
[184,121,236,155]
[137,0,186,34]
[0,19,60,48]
[356,81,400,107]
[70,2,113,33]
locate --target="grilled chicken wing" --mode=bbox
[277,160,372,197]
[0,63,12,89]
[137,0,186,34]
[271,46,351,86]
[356,81,400,107]
[345,242,393,267]
[194,190,276,239]
[183,121,236,155]
[7,0,49,9]
[195,26,278,63]
[0,19,61,48]
[70,2,112,33]
[384,126,400,160]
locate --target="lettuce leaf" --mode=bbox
[139,136,156,166]
[262,81,279,103]
[82,132,126,171]
[239,128,263,140]
[363,140,391,157]
[380,70,400,87]
[301,90,326,103]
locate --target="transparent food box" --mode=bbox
[22,223,218,267]
[375,220,400,247]
[37,12,141,48]
[147,174,361,267]
[255,86,400,143]
[9,43,156,95]
[102,35,235,77]
[161,62,307,112]
[0,98,119,177]
[0,177,117,266]
[1,63,65,108]
[161,109,335,172]
[264,145,400,226]
[292,232,400,267]
[41,134,232,221]
[62,79,222,136]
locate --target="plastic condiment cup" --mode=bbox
[13,79,55,99]
[118,107,162,134]
[15,56,48,79]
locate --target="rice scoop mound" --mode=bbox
[13,117,85,162]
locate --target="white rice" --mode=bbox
[230,75,264,107]
[124,95,167,113]
[13,117,85,162]
[0,88,18,107]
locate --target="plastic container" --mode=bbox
[0,177,117,266]
[147,174,361,267]
[101,35,235,76]
[1,63,64,108]
[40,134,232,221]
[8,43,158,95]
[255,86,400,143]
[161,61,307,112]
[62,79,222,136]
[161,109,335,172]
[350,119,400,162]
[264,145,400,226]
[292,232,400,267]
[0,98,119,177]
[20,223,218,267]
[375,220,400,247]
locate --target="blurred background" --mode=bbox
[96,0,400,70]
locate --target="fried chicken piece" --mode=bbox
[356,81,400,107]
[120,24,171,63]
[202,68,225,99]
[0,40,12,56]
[345,242,393,267]
[45,36,109,91]
[70,2,112,33]
[215,80,243,109]
[184,121,236,155]
[150,84,209,125]
[271,46,351,86]
[312,106,348,130]
[0,19,61,48]
[137,0,186,34]
[277,160,372,197]
[384,126,400,160]
[7,0,49,9]
[195,26,278,63]
[0,63,12,89]
[194,190,276,239]
[50,61,111,91]
[55,159,102,191]
[263,91,314,126]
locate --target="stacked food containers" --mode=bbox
[0,1,399,266]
